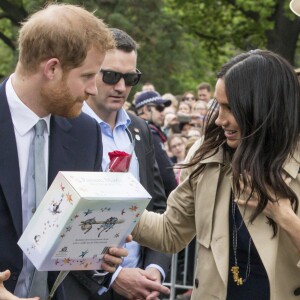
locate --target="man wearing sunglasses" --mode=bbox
[67,28,171,300]
[135,91,178,198]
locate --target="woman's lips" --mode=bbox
[224,129,237,139]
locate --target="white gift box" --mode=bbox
[18,171,151,271]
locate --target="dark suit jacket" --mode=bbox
[65,113,171,300]
[148,122,177,197]
[0,79,102,300]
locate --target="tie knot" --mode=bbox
[35,119,46,137]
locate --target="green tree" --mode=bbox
[0,0,45,77]
[165,0,300,66]
[0,0,211,94]
[90,0,211,94]
[1,0,299,95]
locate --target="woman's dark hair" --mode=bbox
[187,49,300,235]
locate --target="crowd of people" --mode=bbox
[1,2,300,300]
[124,81,214,188]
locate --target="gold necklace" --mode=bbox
[231,194,252,286]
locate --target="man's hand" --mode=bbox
[100,246,129,273]
[0,270,39,300]
[112,267,170,300]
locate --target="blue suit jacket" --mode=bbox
[0,79,102,299]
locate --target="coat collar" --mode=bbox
[48,115,76,185]
[126,115,146,186]
[0,79,23,237]
[282,143,300,178]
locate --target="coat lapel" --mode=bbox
[241,205,278,288]
[127,119,146,187]
[239,150,300,284]
[48,116,77,185]
[0,79,23,237]
[241,151,300,290]
[194,146,231,286]
[210,165,231,286]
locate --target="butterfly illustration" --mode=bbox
[79,250,89,258]
[129,205,138,212]
[84,209,93,216]
[66,192,73,203]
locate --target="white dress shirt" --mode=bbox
[6,74,51,297]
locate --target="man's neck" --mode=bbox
[100,110,118,130]
[86,99,119,130]
[11,71,48,117]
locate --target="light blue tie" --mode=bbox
[28,119,49,299]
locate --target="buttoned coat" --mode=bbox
[0,79,102,299]
[133,140,300,300]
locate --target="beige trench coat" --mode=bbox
[132,141,300,300]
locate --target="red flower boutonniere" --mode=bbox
[107,150,132,172]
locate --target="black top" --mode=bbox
[227,196,270,300]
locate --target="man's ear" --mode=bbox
[43,58,62,80]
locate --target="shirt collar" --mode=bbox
[83,101,131,128]
[115,107,131,128]
[6,74,51,136]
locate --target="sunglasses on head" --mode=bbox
[100,69,142,86]
[148,104,165,112]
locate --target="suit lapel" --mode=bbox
[0,79,23,237]
[48,116,77,185]
[127,118,147,187]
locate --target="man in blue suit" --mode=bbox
[0,3,128,300]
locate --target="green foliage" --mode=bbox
[0,0,299,96]
[84,0,215,95]
[0,40,15,78]
[164,0,300,65]
[0,15,15,78]
[165,0,272,49]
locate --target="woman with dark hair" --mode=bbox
[132,49,300,300]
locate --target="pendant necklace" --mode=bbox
[230,194,252,286]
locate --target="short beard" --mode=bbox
[41,77,86,119]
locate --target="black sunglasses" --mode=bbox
[147,104,165,112]
[100,69,142,86]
